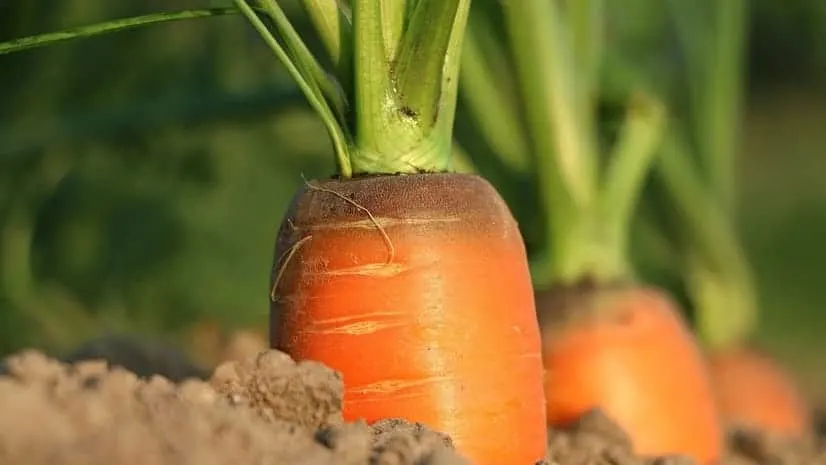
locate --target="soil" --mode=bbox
[0,339,824,465]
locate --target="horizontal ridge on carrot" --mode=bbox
[455,1,722,463]
[232,1,548,464]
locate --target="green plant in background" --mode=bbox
[457,0,666,294]
[627,0,813,437]
[0,1,328,355]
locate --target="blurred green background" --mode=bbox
[1,1,824,391]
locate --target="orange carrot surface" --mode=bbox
[709,346,810,438]
[270,173,547,465]
[538,285,723,464]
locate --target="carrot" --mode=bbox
[644,0,812,441]
[235,1,548,464]
[537,284,723,462]
[708,346,810,438]
[455,1,723,463]
[271,173,546,464]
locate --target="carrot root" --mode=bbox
[537,283,723,465]
[708,345,811,439]
[270,172,548,465]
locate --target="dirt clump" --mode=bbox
[0,348,467,465]
[721,425,826,465]
[546,409,694,465]
[544,409,826,465]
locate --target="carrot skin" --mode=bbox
[271,173,548,465]
[537,285,723,465]
[708,346,810,438]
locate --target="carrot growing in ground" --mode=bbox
[640,0,811,438]
[455,1,722,463]
[238,1,547,464]
[0,4,548,464]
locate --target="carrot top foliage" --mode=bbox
[456,0,667,288]
[234,0,470,178]
[0,0,471,178]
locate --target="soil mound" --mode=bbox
[0,349,467,465]
[0,346,824,465]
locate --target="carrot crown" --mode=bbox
[457,0,666,288]
[234,0,470,178]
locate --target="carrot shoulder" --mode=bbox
[270,173,546,465]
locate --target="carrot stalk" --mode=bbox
[598,93,667,281]
[234,0,353,177]
[457,14,529,175]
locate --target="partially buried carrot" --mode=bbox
[455,1,723,463]
[233,1,548,465]
[536,284,723,463]
[708,346,810,438]
[272,173,545,464]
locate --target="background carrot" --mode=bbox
[708,346,810,437]
[628,0,813,439]
[454,1,722,462]
[234,1,548,465]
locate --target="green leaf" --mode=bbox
[459,11,529,173]
[0,7,240,56]
[235,0,352,176]
[599,91,667,272]
[298,0,353,76]
[257,0,349,127]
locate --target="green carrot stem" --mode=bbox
[257,0,348,123]
[297,0,353,98]
[563,0,604,121]
[237,0,467,175]
[297,0,352,72]
[698,0,747,212]
[0,7,241,56]
[598,91,667,281]
[379,1,407,61]
[351,0,395,157]
[656,132,757,348]
[235,0,353,176]
[429,0,470,144]
[459,11,530,174]
[395,0,461,133]
[503,0,599,284]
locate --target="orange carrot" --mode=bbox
[537,284,724,464]
[456,2,724,463]
[708,346,810,438]
[229,1,549,463]
[270,173,546,465]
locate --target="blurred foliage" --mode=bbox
[0,0,825,391]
